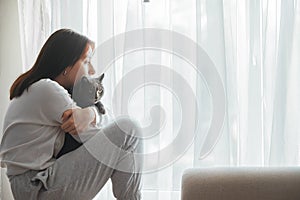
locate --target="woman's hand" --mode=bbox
[61,107,96,135]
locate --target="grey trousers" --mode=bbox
[8,117,143,200]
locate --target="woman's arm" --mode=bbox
[35,79,98,132]
[61,107,96,135]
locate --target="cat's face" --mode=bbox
[72,74,104,108]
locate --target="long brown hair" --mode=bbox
[10,29,93,100]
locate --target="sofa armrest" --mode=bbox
[181,167,300,200]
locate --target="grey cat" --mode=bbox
[56,73,105,158]
[72,73,105,114]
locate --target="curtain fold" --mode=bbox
[18,0,52,70]
[16,0,300,199]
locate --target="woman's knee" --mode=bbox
[114,117,142,138]
[113,117,143,152]
[102,117,142,150]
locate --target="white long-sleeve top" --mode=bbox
[0,79,100,176]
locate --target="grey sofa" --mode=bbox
[181,167,300,200]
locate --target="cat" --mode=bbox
[55,73,105,158]
[72,73,105,115]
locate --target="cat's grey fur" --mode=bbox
[72,73,105,114]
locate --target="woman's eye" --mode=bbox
[84,60,91,65]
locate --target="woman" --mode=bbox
[0,29,143,200]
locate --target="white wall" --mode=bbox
[0,0,23,199]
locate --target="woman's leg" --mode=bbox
[34,117,143,200]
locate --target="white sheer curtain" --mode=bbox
[203,0,300,167]
[17,0,300,199]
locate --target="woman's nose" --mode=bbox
[88,64,96,75]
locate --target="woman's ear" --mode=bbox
[54,66,74,89]
[63,66,72,76]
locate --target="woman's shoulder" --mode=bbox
[31,79,68,94]
[33,78,62,88]
[27,78,73,106]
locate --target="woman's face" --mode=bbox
[67,44,95,86]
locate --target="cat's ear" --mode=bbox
[81,76,89,83]
[99,73,105,81]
